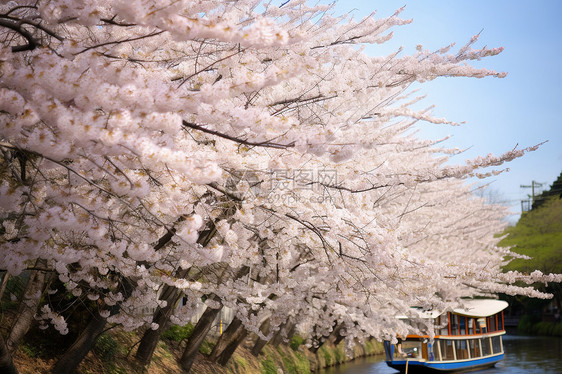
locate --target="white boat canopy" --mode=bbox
[453,299,508,318]
[396,299,508,320]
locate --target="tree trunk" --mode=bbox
[0,272,10,302]
[333,326,345,347]
[136,223,231,367]
[51,312,108,374]
[53,276,136,374]
[54,225,176,372]
[213,285,276,363]
[309,323,340,354]
[270,321,287,348]
[135,285,182,365]
[179,266,249,371]
[135,291,180,365]
[284,323,296,344]
[216,325,248,366]
[179,302,222,373]
[308,330,324,354]
[308,343,321,354]
[328,324,344,347]
[7,266,47,352]
[271,321,296,348]
[208,315,243,362]
[0,334,18,374]
[251,317,271,356]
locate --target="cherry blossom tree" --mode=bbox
[1,0,559,372]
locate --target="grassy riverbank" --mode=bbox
[10,325,384,374]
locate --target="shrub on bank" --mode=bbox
[290,335,305,351]
[161,323,194,342]
[518,316,562,337]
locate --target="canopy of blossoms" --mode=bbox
[0,0,557,345]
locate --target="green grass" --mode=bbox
[318,345,333,367]
[333,342,345,364]
[161,323,194,342]
[19,343,41,358]
[200,340,216,354]
[93,334,130,374]
[233,356,247,370]
[364,339,382,355]
[94,334,121,360]
[293,351,311,374]
[281,353,296,373]
[289,335,304,351]
[260,357,277,374]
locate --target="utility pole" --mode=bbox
[520,180,544,212]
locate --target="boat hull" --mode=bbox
[386,353,504,373]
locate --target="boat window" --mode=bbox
[469,339,480,358]
[451,314,459,335]
[492,336,502,354]
[481,337,492,356]
[455,340,469,359]
[400,340,422,358]
[477,318,487,333]
[488,315,497,332]
[433,342,441,361]
[439,340,455,360]
[468,318,474,335]
[497,312,504,331]
[459,316,467,335]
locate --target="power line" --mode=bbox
[520,180,545,212]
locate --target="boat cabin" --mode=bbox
[384,299,508,373]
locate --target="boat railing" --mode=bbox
[390,330,505,362]
[433,334,504,362]
[436,330,505,340]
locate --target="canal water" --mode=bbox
[321,335,562,374]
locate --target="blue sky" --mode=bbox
[323,0,562,222]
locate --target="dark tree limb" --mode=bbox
[216,326,248,366]
[179,297,223,372]
[208,316,243,362]
[182,120,295,150]
[250,317,271,356]
[0,18,37,52]
[0,334,18,374]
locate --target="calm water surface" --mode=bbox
[321,335,562,374]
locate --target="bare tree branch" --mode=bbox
[0,18,37,52]
[181,120,295,149]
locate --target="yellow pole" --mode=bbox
[405,359,409,374]
[220,317,223,335]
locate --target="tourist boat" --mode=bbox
[384,299,508,373]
